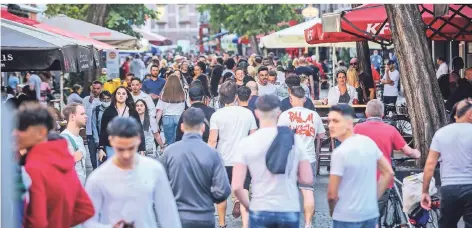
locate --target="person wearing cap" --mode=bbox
[327,104,393,227]
[175,84,216,143]
[130,54,146,80]
[370,50,382,73]
[381,60,400,108]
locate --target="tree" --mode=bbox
[385,4,448,166]
[198,4,302,54]
[45,4,157,38]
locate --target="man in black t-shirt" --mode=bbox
[295,57,317,99]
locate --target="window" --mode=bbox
[178,5,190,23]
[156,4,167,23]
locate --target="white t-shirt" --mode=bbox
[156,100,185,116]
[233,127,308,212]
[278,107,325,163]
[257,82,277,96]
[83,156,181,228]
[436,62,449,79]
[330,134,382,222]
[382,70,400,97]
[210,106,257,166]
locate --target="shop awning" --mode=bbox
[42,14,138,49]
[132,27,172,46]
[304,4,472,46]
[1,19,93,72]
[1,7,116,50]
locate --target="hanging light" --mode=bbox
[302,5,319,19]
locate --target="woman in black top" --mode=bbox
[97,86,145,163]
[193,61,210,97]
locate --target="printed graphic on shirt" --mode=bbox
[288,111,316,136]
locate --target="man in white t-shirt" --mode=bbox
[61,104,88,186]
[435,57,449,79]
[232,94,313,227]
[257,66,277,96]
[278,86,325,228]
[208,81,257,228]
[381,60,400,108]
[327,104,393,227]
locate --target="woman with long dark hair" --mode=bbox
[98,86,145,163]
[156,75,186,145]
[135,99,165,158]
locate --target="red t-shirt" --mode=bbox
[354,120,406,188]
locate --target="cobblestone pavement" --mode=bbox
[222,167,332,228]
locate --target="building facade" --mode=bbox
[148,4,200,45]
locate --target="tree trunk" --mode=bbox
[352,4,372,81]
[385,4,448,167]
[86,4,108,26]
[250,35,261,55]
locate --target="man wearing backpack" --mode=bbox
[175,85,215,143]
[61,104,88,185]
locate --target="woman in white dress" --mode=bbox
[135,99,165,158]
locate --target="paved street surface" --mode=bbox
[220,167,332,228]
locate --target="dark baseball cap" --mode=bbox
[387,59,396,65]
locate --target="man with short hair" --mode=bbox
[446,67,472,111]
[162,108,231,228]
[237,86,251,108]
[62,103,88,185]
[16,103,94,227]
[208,81,257,228]
[84,117,181,228]
[223,58,236,78]
[381,60,400,107]
[327,104,393,227]
[91,90,112,168]
[130,77,156,117]
[123,73,134,92]
[175,85,216,143]
[421,99,472,227]
[278,86,325,228]
[354,99,420,217]
[246,81,259,111]
[232,94,314,227]
[295,57,316,99]
[280,76,316,112]
[436,57,449,79]
[257,66,277,96]
[142,65,166,105]
[83,80,103,170]
[147,56,160,74]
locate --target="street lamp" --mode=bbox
[301,5,319,19]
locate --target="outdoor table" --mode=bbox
[316,104,367,117]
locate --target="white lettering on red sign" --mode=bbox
[366,23,390,35]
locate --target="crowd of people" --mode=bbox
[6,50,472,228]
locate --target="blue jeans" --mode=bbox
[333,218,377,228]
[162,115,180,145]
[86,135,98,169]
[249,211,300,228]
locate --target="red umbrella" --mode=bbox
[304,4,472,45]
[1,7,116,50]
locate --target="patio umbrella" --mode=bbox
[304,4,472,45]
[1,19,91,72]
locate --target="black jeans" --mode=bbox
[87,135,98,170]
[382,96,397,116]
[181,219,215,228]
[439,184,472,228]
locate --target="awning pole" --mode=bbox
[332,44,337,87]
[60,73,64,112]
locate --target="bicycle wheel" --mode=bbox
[394,115,414,146]
[381,191,408,228]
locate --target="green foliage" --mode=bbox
[198,4,303,36]
[45,4,157,38]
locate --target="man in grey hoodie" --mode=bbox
[161,107,231,228]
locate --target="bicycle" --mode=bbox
[379,157,415,228]
[380,157,440,228]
